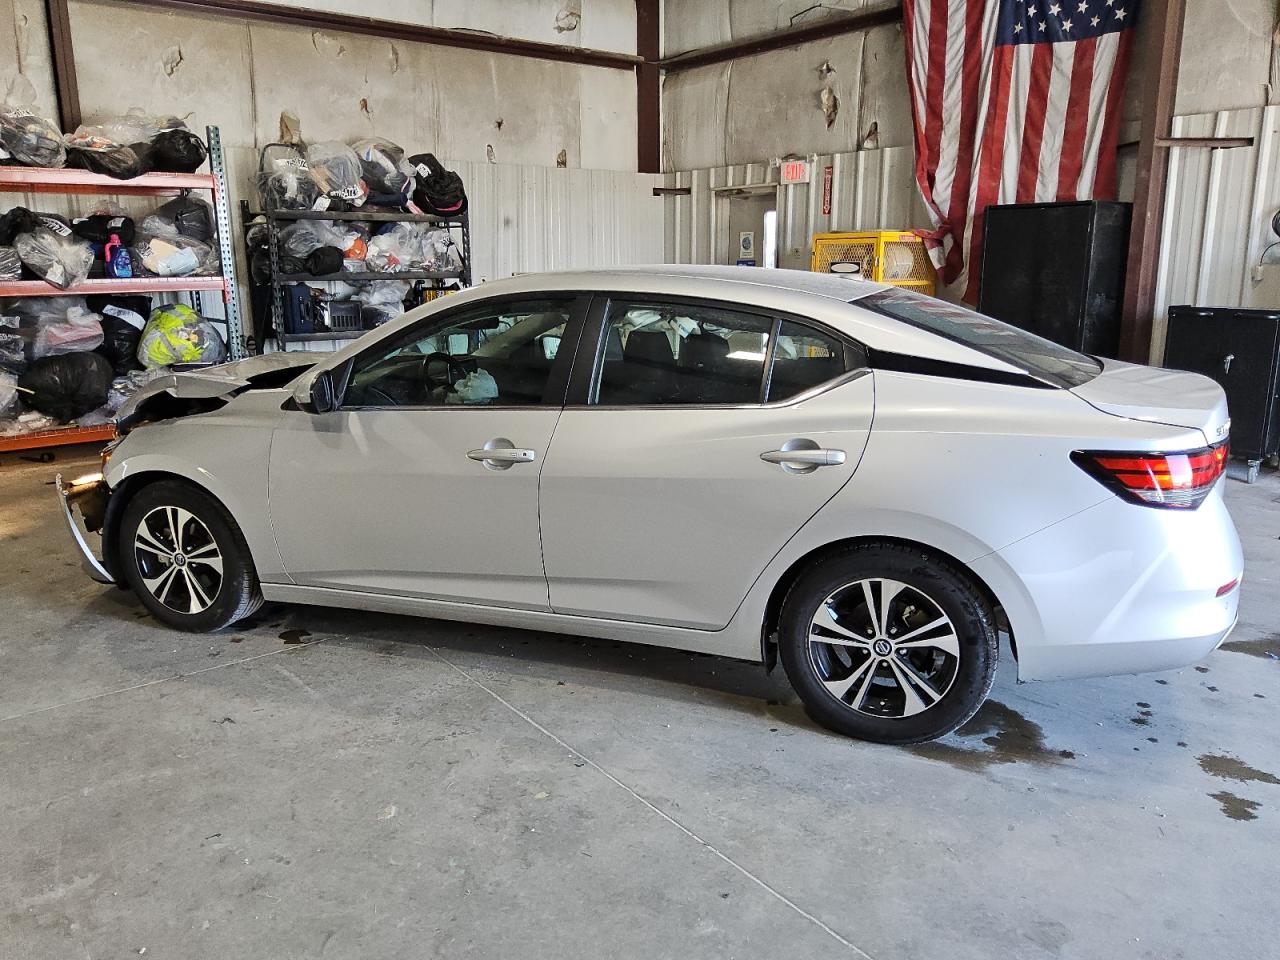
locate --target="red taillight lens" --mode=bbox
[1072,440,1229,509]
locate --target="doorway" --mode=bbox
[726,192,777,268]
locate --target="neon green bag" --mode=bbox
[136,304,226,368]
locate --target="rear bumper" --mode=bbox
[55,473,116,585]
[970,486,1242,681]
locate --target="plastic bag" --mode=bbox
[17,351,113,422]
[106,368,161,412]
[89,295,149,374]
[63,130,143,179]
[256,143,322,211]
[447,368,498,405]
[278,220,355,259]
[14,228,94,289]
[356,280,410,307]
[132,233,215,277]
[306,141,367,206]
[0,246,19,280]
[33,304,103,358]
[75,110,186,146]
[0,105,65,167]
[305,246,343,277]
[0,370,17,419]
[351,137,414,199]
[153,196,214,242]
[0,313,22,372]
[150,128,207,172]
[137,304,226,368]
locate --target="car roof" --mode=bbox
[479,264,893,302]
[343,266,1027,376]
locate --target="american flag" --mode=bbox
[903,0,1140,301]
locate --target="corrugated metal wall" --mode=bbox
[663,146,927,269]
[1153,104,1280,360]
[451,162,664,282]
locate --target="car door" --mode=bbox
[539,295,874,630]
[268,295,586,609]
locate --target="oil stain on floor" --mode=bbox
[1219,635,1280,661]
[1209,791,1263,822]
[1198,753,1280,822]
[1197,753,1280,786]
[907,700,1070,771]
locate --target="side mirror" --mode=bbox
[292,368,336,414]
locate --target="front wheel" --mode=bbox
[778,543,998,744]
[119,480,264,632]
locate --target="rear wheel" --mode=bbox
[119,480,263,632]
[778,543,997,744]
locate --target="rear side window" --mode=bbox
[594,302,773,405]
[857,288,1101,388]
[767,320,854,402]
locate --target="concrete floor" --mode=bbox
[2,447,1278,960]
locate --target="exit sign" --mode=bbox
[780,159,811,184]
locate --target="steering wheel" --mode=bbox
[419,351,472,392]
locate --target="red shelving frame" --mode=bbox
[1,154,237,452]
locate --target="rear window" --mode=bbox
[857,288,1101,388]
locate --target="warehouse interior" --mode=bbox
[2,1,1279,958]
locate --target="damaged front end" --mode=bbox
[56,470,115,584]
[116,353,320,435]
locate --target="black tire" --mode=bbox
[778,543,997,744]
[118,479,264,632]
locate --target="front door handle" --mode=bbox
[467,438,537,470]
[761,438,846,474]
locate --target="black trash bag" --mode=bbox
[150,129,207,173]
[305,246,344,277]
[72,214,136,246]
[17,351,113,422]
[66,142,143,179]
[153,195,214,242]
[408,153,467,217]
[129,140,155,174]
[86,294,150,375]
[279,255,306,277]
[0,207,40,245]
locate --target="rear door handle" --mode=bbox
[467,438,537,470]
[760,449,847,467]
[761,439,846,474]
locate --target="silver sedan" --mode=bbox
[58,266,1242,743]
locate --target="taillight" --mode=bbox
[1071,440,1229,509]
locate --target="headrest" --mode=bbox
[624,330,674,365]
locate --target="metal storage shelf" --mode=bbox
[0,126,244,452]
[0,167,217,197]
[270,209,466,225]
[0,276,228,297]
[273,270,464,283]
[0,424,116,453]
[277,330,369,343]
[243,199,472,350]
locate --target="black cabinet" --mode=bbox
[1165,307,1280,461]
[978,200,1131,357]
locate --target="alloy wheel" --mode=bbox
[807,578,960,719]
[133,506,224,615]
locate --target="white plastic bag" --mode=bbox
[0,76,65,167]
[33,304,103,357]
[76,109,186,146]
[279,220,356,258]
[14,228,94,289]
[447,368,499,405]
[306,141,367,206]
[0,370,17,418]
[137,304,226,368]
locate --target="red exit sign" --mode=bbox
[780,159,811,184]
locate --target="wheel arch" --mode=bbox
[102,471,247,581]
[759,535,1013,672]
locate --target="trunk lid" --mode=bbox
[1070,358,1230,444]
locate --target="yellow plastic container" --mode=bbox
[810,231,936,295]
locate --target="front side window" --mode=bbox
[344,299,573,407]
[857,288,1101,388]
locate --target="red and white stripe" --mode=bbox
[903,0,1134,303]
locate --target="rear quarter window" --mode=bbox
[857,288,1101,389]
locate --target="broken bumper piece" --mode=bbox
[56,472,115,585]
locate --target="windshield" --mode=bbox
[856,288,1101,388]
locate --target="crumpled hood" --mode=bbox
[117,353,322,424]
